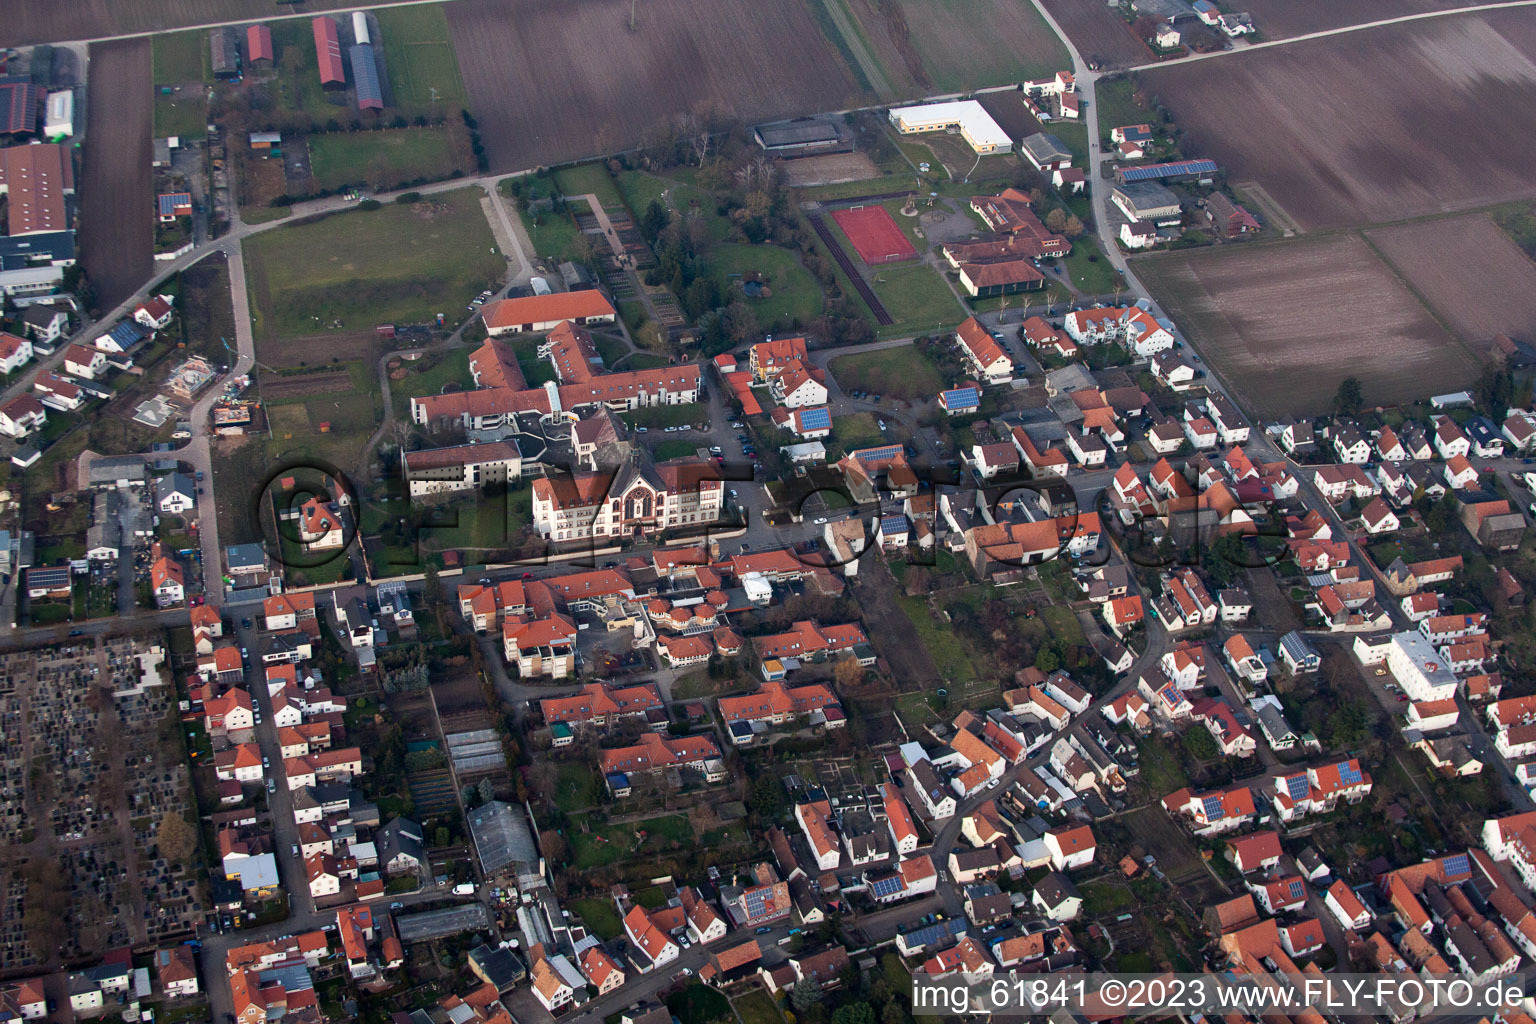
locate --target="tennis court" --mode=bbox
[831,205,919,265]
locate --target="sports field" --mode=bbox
[243,188,503,345]
[831,205,919,264]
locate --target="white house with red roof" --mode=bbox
[1227,830,1282,873]
[1161,784,1256,835]
[623,905,681,971]
[749,336,809,382]
[1044,825,1096,870]
[795,800,842,871]
[151,545,185,607]
[770,360,828,409]
[0,331,34,374]
[1270,760,1372,822]
[579,946,625,994]
[295,497,347,552]
[133,294,175,330]
[955,317,1013,384]
[1435,417,1470,459]
[1324,879,1372,931]
[63,343,107,379]
[0,394,46,438]
[883,782,919,853]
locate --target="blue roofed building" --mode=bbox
[772,404,833,439]
[349,44,384,111]
[98,320,146,355]
[157,192,192,221]
[1115,159,1219,184]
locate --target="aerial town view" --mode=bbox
[5,0,1536,1021]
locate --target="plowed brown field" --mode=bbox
[1368,215,1536,350]
[79,39,152,312]
[1140,9,1536,230]
[447,0,860,171]
[1136,235,1479,418]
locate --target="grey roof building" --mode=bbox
[1021,132,1073,169]
[467,800,539,878]
[376,816,425,875]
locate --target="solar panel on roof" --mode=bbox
[1287,879,1305,901]
[853,444,903,463]
[1442,852,1471,877]
[943,387,980,406]
[870,874,905,898]
[1201,794,1226,820]
[1119,159,1219,183]
[797,407,832,431]
[1337,761,1363,786]
[1283,774,1310,801]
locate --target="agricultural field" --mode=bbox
[1039,0,1151,70]
[1136,235,1479,418]
[243,188,502,344]
[1367,215,1536,350]
[1139,10,1536,230]
[446,0,861,170]
[824,0,1070,95]
[881,0,1071,93]
[306,127,462,191]
[79,39,153,312]
[1238,0,1470,40]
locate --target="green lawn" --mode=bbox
[568,897,624,940]
[1081,881,1136,917]
[868,263,965,338]
[617,170,729,242]
[897,593,984,684]
[569,812,695,869]
[593,333,629,365]
[669,985,733,1024]
[1064,237,1124,296]
[374,4,468,110]
[306,128,460,191]
[623,405,707,430]
[1095,77,1159,144]
[1050,122,1091,165]
[267,19,357,124]
[827,411,886,456]
[554,763,598,813]
[652,439,698,460]
[519,203,589,264]
[554,163,624,208]
[704,244,823,327]
[733,990,785,1024]
[830,344,943,399]
[895,690,940,731]
[152,30,209,84]
[245,188,502,339]
[154,91,208,140]
[393,351,474,401]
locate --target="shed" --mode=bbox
[247,25,274,65]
